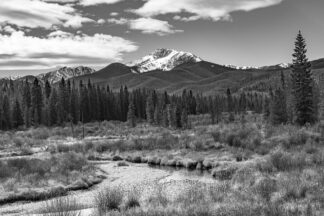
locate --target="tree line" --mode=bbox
[0,74,268,130]
[0,31,322,131]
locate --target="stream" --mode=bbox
[0,161,217,216]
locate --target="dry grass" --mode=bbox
[38,197,82,216]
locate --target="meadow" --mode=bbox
[0,114,323,216]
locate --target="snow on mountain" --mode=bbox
[225,62,291,70]
[225,65,260,70]
[37,66,96,83]
[127,48,202,73]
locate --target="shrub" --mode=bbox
[147,183,168,207]
[95,187,124,213]
[278,173,309,201]
[56,143,85,153]
[211,131,222,142]
[270,151,307,172]
[117,161,129,167]
[212,124,262,151]
[13,136,25,148]
[0,161,12,178]
[253,177,277,201]
[55,152,87,173]
[30,127,50,140]
[124,188,140,209]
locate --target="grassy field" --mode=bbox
[0,114,323,215]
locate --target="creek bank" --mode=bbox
[88,152,255,182]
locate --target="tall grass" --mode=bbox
[95,187,124,214]
[39,197,82,216]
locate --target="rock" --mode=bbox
[112,155,123,161]
[212,165,238,180]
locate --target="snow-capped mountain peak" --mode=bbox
[127,48,203,73]
[37,66,96,83]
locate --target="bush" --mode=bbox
[117,161,129,167]
[278,173,309,201]
[13,136,25,148]
[95,187,124,213]
[30,127,50,140]
[211,131,222,142]
[253,177,277,201]
[211,124,262,151]
[0,161,12,178]
[270,151,307,172]
[124,188,140,209]
[55,152,87,173]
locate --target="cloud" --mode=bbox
[0,31,138,70]
[129,18,183,35]
[43,0,124,6]
[79,0,123,6]
[107,18,128,25]
[107,17,182,35]
[132,0,283,22]
[97,19,106,24]
[0,0,94,29]
[110,12,119,17]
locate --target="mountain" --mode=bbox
[127,48,202,73]
[72,49,324,95]
[36,66,95,83]
[3,49,324,95]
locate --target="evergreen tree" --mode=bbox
[153,105,161,125]
[319,74,324,139]
[162,107,169,128]
[127,99,136,127]
[270,89,288,125]
[181,109,189,129]
[58,78,69,124]
[175,104,182,128]
[166,104,174,128]
[1,95,11,130]
[31,78,43,125]
[146,92,154,124]
[69,81,79,124]
[49,88,58,125]
[291,31,315,125]
[226,88,235,122]
[12,99,24,128]
[44,80,51,99]
[22,79,31,127]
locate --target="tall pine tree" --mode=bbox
[291,31,315,125]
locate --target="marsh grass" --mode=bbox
[39,196,82,216]
[95,187,124,214]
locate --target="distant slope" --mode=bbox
[71,58,324,95]
[2,49,323,95]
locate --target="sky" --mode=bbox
[0,0,324,77]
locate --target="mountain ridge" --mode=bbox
[2,49,324,95]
